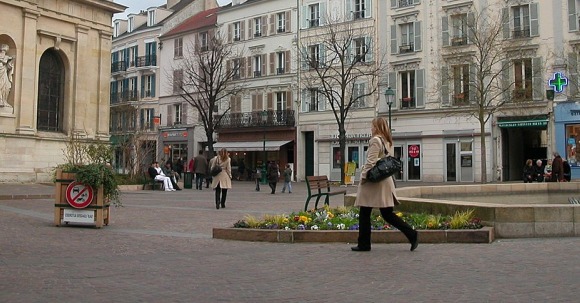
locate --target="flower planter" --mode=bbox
[54,169,110,228]
[212,227,494,244]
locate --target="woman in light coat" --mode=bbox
[352,117,418,252]
[209,148,232,209]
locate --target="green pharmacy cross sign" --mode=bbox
[548,72,568,93]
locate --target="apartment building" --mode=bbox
[110,0,216,173]
[214,0,298,179]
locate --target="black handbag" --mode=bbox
[210,158,222,177]
[367,138,401,183]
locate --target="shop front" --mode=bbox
[158,128,191,169]
[554,101,580,180]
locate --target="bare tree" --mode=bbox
[437,7,545,183]
[174,29,245,156]
[300,17,383,185]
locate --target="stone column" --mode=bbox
[96,31,112,141]
[73,24,90,137]
[16,8,40,135]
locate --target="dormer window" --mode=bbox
[113,21,120,37]
[128,17,134,33]
[147,9,156,26]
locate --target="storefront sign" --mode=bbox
[63,209,95,224]
[497,119,548,128]
[162,131,187,138]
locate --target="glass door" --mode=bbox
[393,145,403,180]
[407,143,421,180]
[446,142,457,181]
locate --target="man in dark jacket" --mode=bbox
[552,152,565,182]
[193,150,208,190]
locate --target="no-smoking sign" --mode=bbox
[65,182,94,209]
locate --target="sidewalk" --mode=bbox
[1,181,579,302]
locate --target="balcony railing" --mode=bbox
[309,19,320,28]
[399,0,413,8]
[276,67,285,74]
[110,90,140,104]
[277,27,286,33]
[134,55,157,67]
[512,28,531,39]
[512,88,532,101]
[253,71,262,77]
[451,36,467,46]
[111,61,127,73]
[399,43,414,54]
[400,97,416,109]
[353,11,365,19]
[218,109,295,129]
[254,32,262,37]
[453,93,469,106]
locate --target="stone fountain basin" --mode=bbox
[345,182,580,238]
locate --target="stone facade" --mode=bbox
[0,0,124,182]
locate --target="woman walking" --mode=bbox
[209,148,232,209]
[267,161,280,194]
[352,117,418,252]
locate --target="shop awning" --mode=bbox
[213,140,292,151]
[497,119,548,128]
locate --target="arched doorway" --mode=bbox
[37,49,64,132]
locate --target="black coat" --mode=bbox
[267,163,279,182]
[148,166,159,179]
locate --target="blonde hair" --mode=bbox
[218,148,228,161]
[525,159,532,166]
[371,117,393,145]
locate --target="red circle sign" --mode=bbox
[408,145,420,158]
[65,182,94,209]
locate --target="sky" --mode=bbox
[113,0,232,20]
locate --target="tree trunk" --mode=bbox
[479,116,487,183]
[339,127,346,185]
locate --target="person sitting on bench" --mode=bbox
[163,162,182,190]
[148,161,175,191]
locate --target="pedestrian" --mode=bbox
[209,148,232,209]
[193,150,208,190]
[267,161,280,194]
[255,166,262,191]
[552,152,565,182]
[522,159,534,183]
[175,157,184,179]
[281,164,292,193]
[533,159,544,182]
[352,117,418,252]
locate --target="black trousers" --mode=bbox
[215,184,228,206]
[195,173,205,189]
[268,182,277,194]
[357,206,416,249]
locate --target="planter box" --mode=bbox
[212,227,494,244]
[54,169,110,228]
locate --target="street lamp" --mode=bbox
[384,87,395,132]
[261,110,268,184]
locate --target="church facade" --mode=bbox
[0,0,124,182]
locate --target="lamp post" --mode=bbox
[261,110,268,184]
[384,87,395,132]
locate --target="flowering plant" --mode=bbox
[232,206,483,231]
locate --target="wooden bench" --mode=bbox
[142,171,164,190]
[304,176,348,211]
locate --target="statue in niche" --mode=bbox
[0,44,14,108]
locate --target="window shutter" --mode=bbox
[346,41,352,64]
[414,21,422,51]
[469,64,477,104]
[390,0,397,8]
[366,36,373,62]
[252,93,257,111]
[530,3,539,37]
[569,0,578,31]
[502,60,512,102]
[240,22,245,40]
[248,19,253,40]
[267,93,274,110]
[569,52,579,97]
[366,0,372,18]
[302,6,308,29]
[441,66,450,106]
[247,56,252,76]
[467,13,475,44]
[140,75,145,98]
[532,57,542,100]
[151,74,156,97]
[346,0,353,21]
[228,24,233,42]
[270,14,275,35]
[167,105,174,125]
[182,102,188,123]
[226,59,231,76]
[502,8,510,39]
[261,54,267,75]
[415,69,425,107]
[140,109,144,130]
[320,2,327,26]
[258,94,264,110]
[270,53,275,75]
[318,92,326,111]
[286,91,293,109]
[301,89,309,112]
[285,11,291,32]
[390,25,398,54]
[285,50,291,73]
[262,16,268,36]
[388,72,397,109]
[442,16,449,46]
[301,47,309,70]
[319,45,326,66]
[150,109,155,130]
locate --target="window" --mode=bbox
[396,0,416,8]
[352,82,366,108]
[233,58,241,79]
[173,69,183,95]
[400,70,416,109]
[174,37,183,58]
[129,77,138,100]
[309,88,319,111]
[200,32,208,51]
[129,45,138,67]
[173,104,182,125]
[145,42,157,66]
[451,14,468,46]
[277,52,285,74]
[513,5,530,38]
[254,55,262,77]
[37,49,64,132]
[309,44,320,69]
[234,22,241,41]
[276,91,287,110]
[309,4,320,27]
[400,23,415,53]
[565,125,580,167]
[142,74,156,98]
[113,22,120,37]
[147,10,156,26]
[128,17,134,32]
[277,12,286,33]
[354,37,368,62]
[230,96,242,113]
[254,17,262,37]
[354,0,366,19]
[302,88,323,112]
[513,58,532,100]
[142,108,154,130]
[452,65,469,105]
